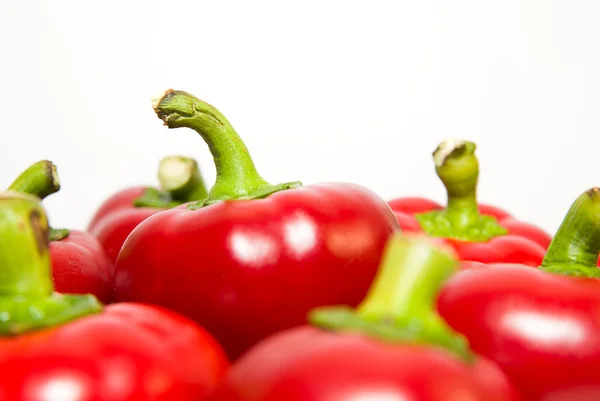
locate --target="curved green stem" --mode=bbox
[540,188,600,277]
[8,160,60,200]
[7,161,71,242]
[415,140,507,242]
[309,234,473,362]
[133,155,209,208]
[152,90,301,208]
[0,192,101,335]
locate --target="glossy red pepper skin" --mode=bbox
[50,230,114,304]
[87,186,149,232]
[115,183,399,360]
[389,197,550,266]
[210,326,520,401]
[0,303,229,400]
[438,265,600,401]
[87,186,163,265]
[437,189,600,400]
[88,156,208,265]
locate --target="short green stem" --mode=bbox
[7,161,72,242]
[309,234,473,362]
[133,155,209,208]
[158,156,208,202]
[152,90,301,208]
[416,140,507,242]
[8,161,60,200]
[540,188,600,277]
[0,192,101,335]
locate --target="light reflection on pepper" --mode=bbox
[228,230,278,268]
[325,219,377,259]
[283,212,318,259]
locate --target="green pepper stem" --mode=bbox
[8,161,60,200]
[415,140,507,242]
[356,235,457,319]
[152,90,300,207]
[133,155,209,208]
[7,161,72,242]
[157,156,208,202]
[0,192,101,335]
[434,139,480,218]
[540,188,600,277]
[309,235,473,361]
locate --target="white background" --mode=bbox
[0,1,599,234]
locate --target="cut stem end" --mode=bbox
[417,139,507,242]
[8,161,61,200]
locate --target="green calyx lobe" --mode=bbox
[0,192,101,335]
[133,155,209,208]
[540,188,600,278]
[7,161,71,242]
[152,89,301,210]
[309,234,474,362]
[415,140,507,242]
[49,228,70,241]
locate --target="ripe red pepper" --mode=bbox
[87,155,208,264]
[389,140,551,266]
[8,161,114,304]
[0,192,229,401]
[0,193,229,400]
[438,188,600,401]
[210,235,520,401]
[114,90,399,360]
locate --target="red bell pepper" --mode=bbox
[438,188,600,400]
[8,161,114,304]
[0,192,229,400]
[389,140,551,266]
[87,155,208,264]
[210,235,520,401]
[114,89,399,360]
